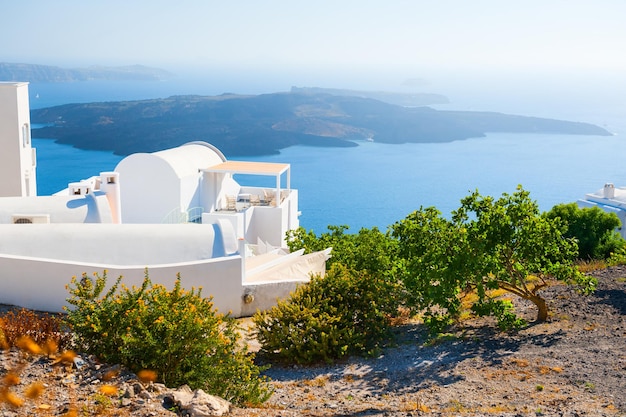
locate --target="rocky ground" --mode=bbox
[1,266,625,416]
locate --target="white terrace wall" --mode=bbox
[0,255,244,315]
[0,194,114,224]
[244,190,300,247]
[0,223,231,264]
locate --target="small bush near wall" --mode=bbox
[253,264,396,365]
[544,203,625,260]
[64,270,272,406]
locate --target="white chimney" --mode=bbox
[603,183,615,199]
[100,172,122,224]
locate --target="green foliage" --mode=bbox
[64,270,272,406]
[392,186,596,332]
[544,202,625,260]
[391,206,466,329]
[607,245,626,266]
[287,225,400,278]
[253,264,397,364]
[471,299,527,331]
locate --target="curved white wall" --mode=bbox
[0,255,243,314]
[151,143,225,178]
[0,194,113,224]
[0,223,230,264]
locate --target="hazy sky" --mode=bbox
[3,1,626,89]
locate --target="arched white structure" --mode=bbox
[115,142,226,223]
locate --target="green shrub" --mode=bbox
[544,202,625,260]
[253,264,397,365]
[286,225,400,278]
[64,270,272,406]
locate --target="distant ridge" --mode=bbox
[291,86,449,107]
[30,92,612,157]
[0,62,173,83]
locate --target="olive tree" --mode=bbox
[391,206,467,331]
[393,186,597,329]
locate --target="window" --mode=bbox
[22,123,30,147]
[14,218,33,224]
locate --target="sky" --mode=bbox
[2,1,626,92]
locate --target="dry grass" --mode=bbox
[302,375,330,387]
[577,259,607,273]
[0,309,72,351]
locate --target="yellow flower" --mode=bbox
[137,370,158,383]
[59,350,77,364]
[25,382,45,399]
[99,385,118,396]
[1,390,24,407]
[42,339,58,356]
[15,336,42,355]
[102,370,119,381]
[3,373,20,386]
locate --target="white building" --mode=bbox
[578,183,626,239]
[0,82,36,197]
[0,81,329,316]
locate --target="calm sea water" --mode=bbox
[29,78,626,233]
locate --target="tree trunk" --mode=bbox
[529,294,548,322]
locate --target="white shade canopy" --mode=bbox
[202,160,291,190]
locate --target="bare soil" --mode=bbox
[1,266,625,417]
[234,266,626,417]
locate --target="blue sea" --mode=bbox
[28,76,626,233]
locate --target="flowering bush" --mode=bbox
[65,270,272,406]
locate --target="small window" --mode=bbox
[14,218,33,224]
[21,123,30,147]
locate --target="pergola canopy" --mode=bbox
[203,161,289,178]
[201,161,291,201]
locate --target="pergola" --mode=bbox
[201,161,291,205]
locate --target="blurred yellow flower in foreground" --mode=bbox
[99,385,118,396]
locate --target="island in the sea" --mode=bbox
[0,62,172,83]
[30,90,612,157]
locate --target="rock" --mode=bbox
[138,390,153,400]
[133,382,145,394]
[123,384,135,398]
[164,385,231,417]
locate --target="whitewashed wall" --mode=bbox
[0,255,245,315]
